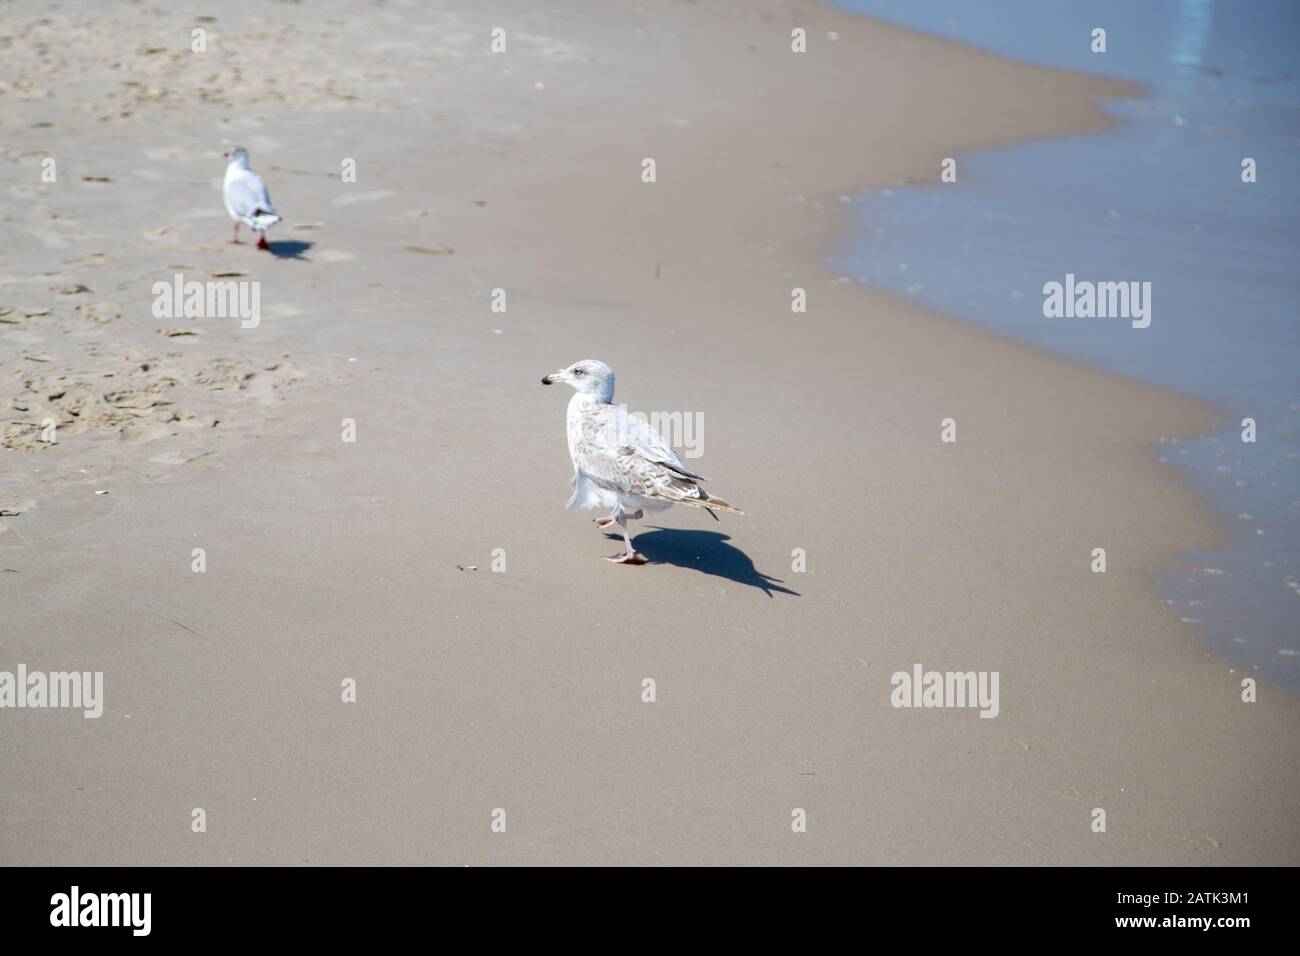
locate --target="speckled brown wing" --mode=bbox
[572,403,744,513]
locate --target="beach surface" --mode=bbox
[2,0,1297,865]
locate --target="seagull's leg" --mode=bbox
[256,232,269,251]
[595,502,623,530]
[595,505,640,529]
[231,222,241,244]
[605,511,645,565]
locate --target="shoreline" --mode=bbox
[828,2,1300,688]
[1,0,1296,865]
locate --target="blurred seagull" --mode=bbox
[222,147,280,250]
[542,359,743,564]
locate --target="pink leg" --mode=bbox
[595,508,641,529]
[256,234,269,251]
[231,222,242,244]
[605,512,646,564]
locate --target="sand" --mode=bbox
[1,0,1296,865]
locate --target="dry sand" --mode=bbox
[1,0,1297,865]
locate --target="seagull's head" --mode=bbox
[542,359,615,402]
[224,147,251,169]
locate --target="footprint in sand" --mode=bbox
[119,421,172,444]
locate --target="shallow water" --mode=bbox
[834,0,1300,686]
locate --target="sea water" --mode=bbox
[833,0,1300,686]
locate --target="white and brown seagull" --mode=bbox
[542,359,743,564]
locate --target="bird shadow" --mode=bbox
[266,239,314,261]
[608,526,800,598]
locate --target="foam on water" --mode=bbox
[833,0,1300,686]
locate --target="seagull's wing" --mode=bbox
[574,405,742,513]
[601,404,708,480]
[224,170,278,221]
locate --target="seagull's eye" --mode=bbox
[573,368,584,376]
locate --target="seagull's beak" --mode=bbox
[541,375,552,385]
[541,368,565,385]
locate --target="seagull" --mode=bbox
[222,147,280,250]
[542,359,743,564]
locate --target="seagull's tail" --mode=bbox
[698,493,744,515]
[250,210,281,231]
[668,486,745,516]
